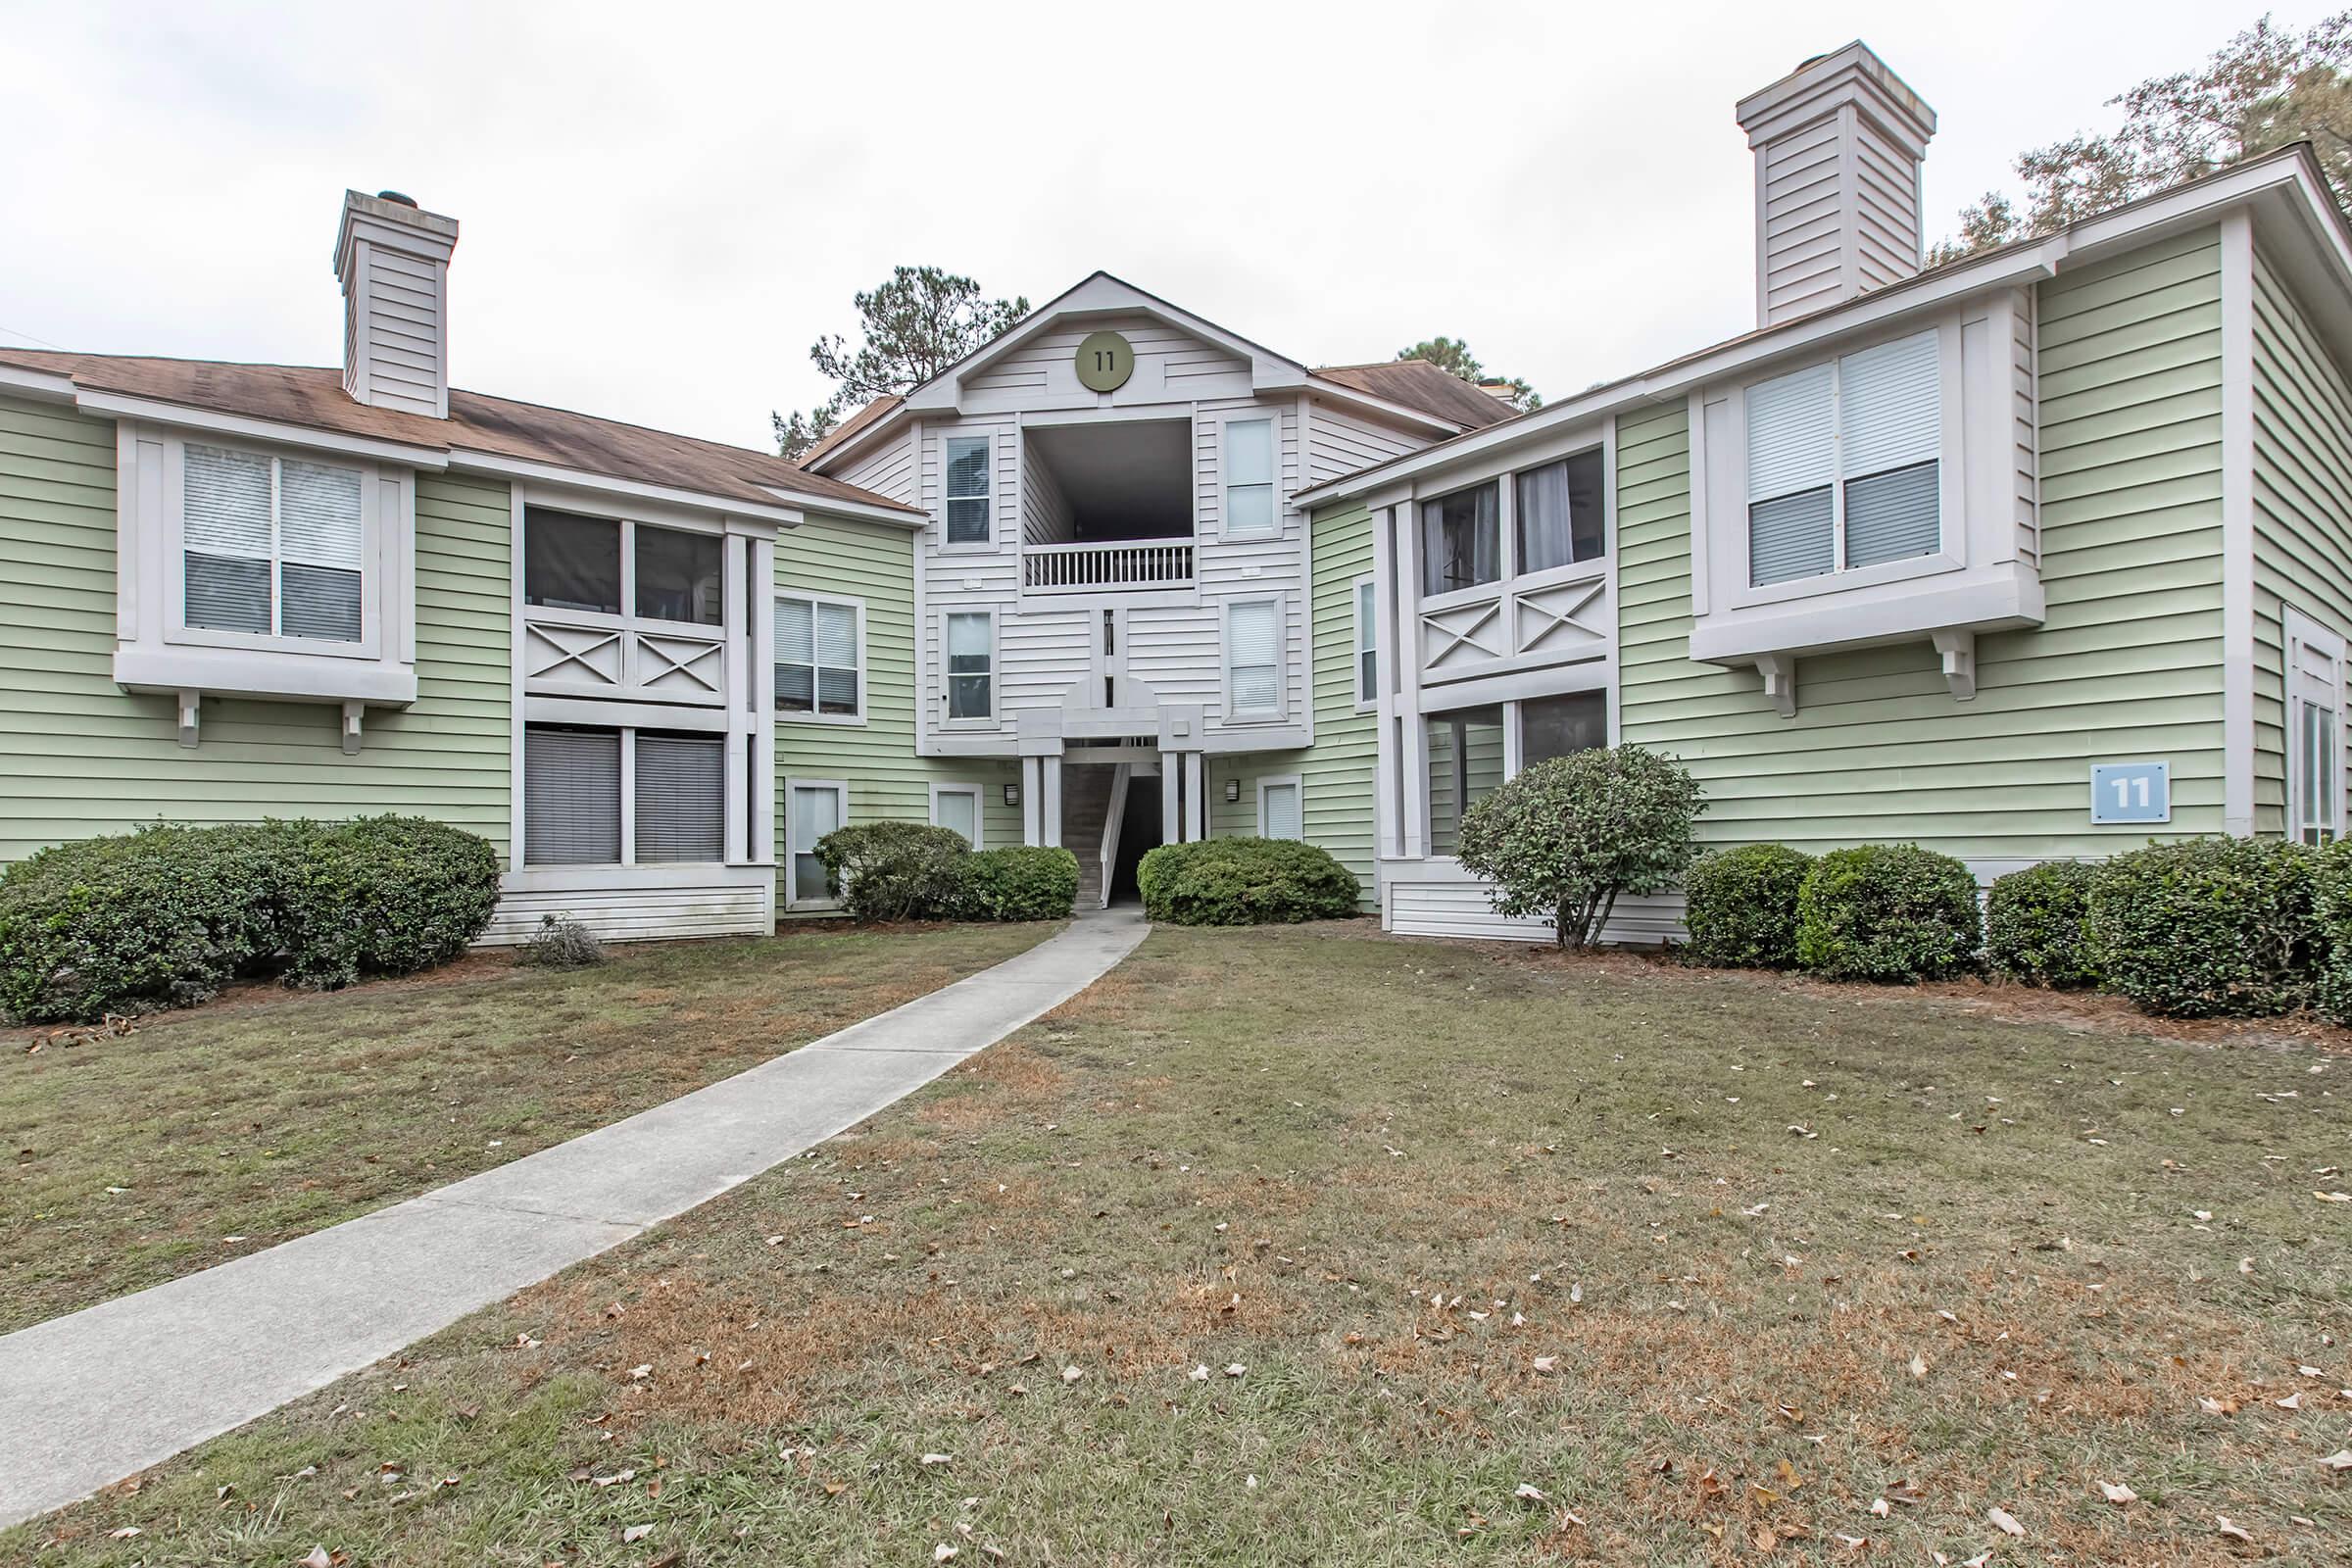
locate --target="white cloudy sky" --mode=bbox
[0,2,2316,452]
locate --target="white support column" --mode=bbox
[2219,209,2257,837]
[721,530,749,862]
[1161,751,1183,845]
[1183,752,1204,842]
[1021,757,1045,846]
[749,535,776,864]
[1041,756,1063,847]
[617,728,637,866]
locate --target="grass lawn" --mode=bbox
[0,922,1053,1335]
[12,923,2352,1566]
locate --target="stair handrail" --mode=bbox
[1100,762,1129,909]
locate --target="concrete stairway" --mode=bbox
[1061,764,1116,908]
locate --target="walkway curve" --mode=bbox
[0,908,1150,1528]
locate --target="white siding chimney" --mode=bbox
[334,190,460,417]
[1736,42,1936,329]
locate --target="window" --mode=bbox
[945,435,992,546]
[524,725,621,865]
[1226,598,1282,718]
[1258,775,1302,841]
[182,443,365,643]
[2287,608,2345,846]
[1420,481,1499,595]
[1519,690,1607,766]
[945,611,994,721]
[931,784,982,847]
[1224,416,1277,539]
[776,594,861,718]
[1425,706,1504,857]
[1515,448,1606,573]
[1353,576,1378,707]
[787,781,847,907]
[634,524,722,625]
[524,509,622,614]
[1747,329,1940,587]
[633,732,725,862]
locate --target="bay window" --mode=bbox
[1746,328,1941,587]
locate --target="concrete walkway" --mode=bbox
[0,908,1149,1529]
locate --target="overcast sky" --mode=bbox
[0,2,2316,453]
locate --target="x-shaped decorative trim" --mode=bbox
[640,634,723,693]
[527,623,622,684]
[1423,601,1502,667]
[1515,578,1605,657]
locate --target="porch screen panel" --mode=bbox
[1520,690,1607,766]
[182,444,273,633]
[524,509,622,614]
[1228,600,1280,713]
[1745,363,1836,585]
[1838,330,1940,567]
[635,524,723,625]
[525,726,621,865]
[1514,447,1606,573]
[1420,483,1499,595]
[634,732,725,862]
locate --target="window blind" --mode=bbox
[776,597,860,715]
[945,436,991,545]
[1228,600,1279,713]
[934,788,979,846]
[184,445,365,641]
[278,460,365,642]
[815,602,858,712]
[524,726,621,865]
[1838,330,1941,567]
[1744,362,1837,587]
[1261,781,1301,841]
[1225,417,1275,537]
[633,732,725,862]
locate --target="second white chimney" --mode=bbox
[334,189,460,417]
[1736,42,1936,329]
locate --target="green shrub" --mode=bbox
[2312,838,2352,1024]
[1137,837,1359,925]
[0,815,501,1024]
[1985,861,2099,988]
[813,820,970,922]
[956,846,1080,921]
[1794,844,1981,982]
[1453,745,1704,950]
[2088,837,2324,1017]
[518,912,608,969]
[1682,844,1811,967]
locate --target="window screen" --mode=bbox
[524,509,622,614]
[633,732,725,862]
[1420,482,1499,595]
[777,596,859,716]
[524,725,621,865]
[1514,448,1605,573]
[1261,781,1301,841]
[1228,600,1280,714]
[945,436,991,545]
[1224,417,1276,538]
[1520,690,1607,766]
[946,612,992,719]
[789,784,843,904]
[635,524,722,625]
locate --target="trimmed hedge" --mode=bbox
[1137,837,1359,925]
[0,816,500,1024]
[2088,837,2323,1017]
[2314,838,2352,1025]
[1681,844,1811,967]
[956,846,1080,921]
[1985,860,2099,988]
[1794,843,1981,982]
[813,821,969,922]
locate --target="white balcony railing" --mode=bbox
[1023,540,1195,592]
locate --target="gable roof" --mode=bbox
[1312,360,1522,430]
[0,350,921,517]
[797,392,903,469]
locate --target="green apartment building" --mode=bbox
[6,43,2352,945]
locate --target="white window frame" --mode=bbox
[1220,411,1282,542]
[164,434,384,659]
[1256,773,1304,840]
[783,777,850,911]
[2284,605,2346,845]
[1352,574,1378,710]
[941,431,995,553]
[940,607,999,727]
[1220,593,1288,723]
[774,590,866,725]
[929,781,986,848]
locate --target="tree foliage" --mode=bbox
[775,266,1030,460]
[1453,746,1702,951]
[1932,12,2352,264]
[1394,336,1543,412]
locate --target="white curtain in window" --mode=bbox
[1228,600,1279,713]
[1224,417,1275,537]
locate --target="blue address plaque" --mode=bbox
[2089,760,2171,825]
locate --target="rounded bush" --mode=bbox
[1136,837,1359,925]
[1794,843,1981,982]
[1453,745,1704,950]
[956,846,1080,921]
[0,816,500,1024]
[2088,837,2323,1017]
[813,820,970,922]
[1682,844,1812,968]
[2312,838,2352,1024]
[1984,860,2099,988]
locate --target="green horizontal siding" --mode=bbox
[2249,242,2352,835]
[0,395,512,863]
[772,513,1018,894]
[1616,226,2227,859]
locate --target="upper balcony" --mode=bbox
[1018,417,1195,596]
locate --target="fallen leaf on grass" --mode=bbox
[622,1525,654,1543]
[1533,1355,1559,1374]
[921,1453,954,1466]
[2217,1515,2254,1544]
[1908,1354,1929,1379]
[108,1528,140,1540]
[2319,1449,2352,1471]
[1869,1498,1889,1518]
[2317,1191,2351,1203]
[1988,1505,2025,1537]
[2099,1481,2138,1504]
[934,1546,958,1563]
[1514,1483,1545,1502]
[1060,1365,1084,1384]
[2276,1391,2302,1410]
[2200,1396,2238,1415]
[298,1550,333,1568]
